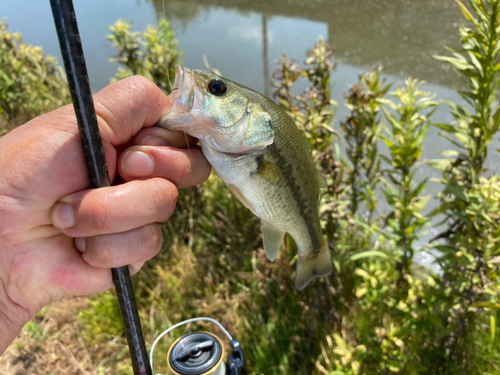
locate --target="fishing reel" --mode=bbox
[150,318,244,375]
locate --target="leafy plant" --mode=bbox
[0,21,70,127]
[107,19,182,93]
[428,0,500,368]
[380,79,436,281]
[341,67,389,218]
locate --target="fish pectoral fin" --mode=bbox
[255,160,284,185]
[262,221,285,262]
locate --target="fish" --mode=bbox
[157,65,332,289]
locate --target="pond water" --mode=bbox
[1,0,464,97]
[1,0,497,267]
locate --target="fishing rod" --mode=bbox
[49,1,151,373]
[49,2,245,374]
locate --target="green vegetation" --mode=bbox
[3,1,500,373]
[107,19,182,93]
[0,21,70,132]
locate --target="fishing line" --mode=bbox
[181,130,197,248]
[161,0,173,91]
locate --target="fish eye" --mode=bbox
[207,78,227,96]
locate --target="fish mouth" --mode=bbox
[175,64,184,88]
[170,64,188,102]
[170,65,205,113]
[158,65,202,130]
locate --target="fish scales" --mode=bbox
[157,65,333,289]
[256,96,323,253]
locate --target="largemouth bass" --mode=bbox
[157,65,332,289]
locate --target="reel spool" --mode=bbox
[150,317,243,375]
[167,332,225,375]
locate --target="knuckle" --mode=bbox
[85,194,111,233]
[129,75,154,89]
[150,179,178,220]
[142,224,163,259]
[174,155,191,185]
[176,148,211,187]
[199,162,212,183]
[127,76,158,102]
[83,236,113,267]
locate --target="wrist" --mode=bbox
[0,278,31,356]
[0,308,25,355]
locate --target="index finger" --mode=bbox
[92,75,173,146]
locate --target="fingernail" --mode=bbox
[141,135,169,147]
[121,150,155,177]
[51,203,75,229]
[74,238,86,253]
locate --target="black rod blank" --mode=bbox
[49,1,151,373]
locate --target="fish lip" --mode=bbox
[171,64,184,99]
[158,65,192,129]
[159,66,204,131]
[170,65,197,112]
[170,64,192,103]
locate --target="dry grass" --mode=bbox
[0,297,132,375]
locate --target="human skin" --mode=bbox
[0,76,211,355]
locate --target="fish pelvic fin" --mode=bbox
[262,221,285,262]
[295,238,332,290]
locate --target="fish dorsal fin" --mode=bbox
[203,54,222,76]
[317,169,327,191]
[262,221,285,262]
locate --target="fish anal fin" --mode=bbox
[295,238,332,290]
[262,221,285,262]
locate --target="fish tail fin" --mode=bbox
[295,238,332,290]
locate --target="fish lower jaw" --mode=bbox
[202,142,253,159]
[223,152,253,159]
[156,109,193,130]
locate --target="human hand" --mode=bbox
[0,76,210,353]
